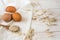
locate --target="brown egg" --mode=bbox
[12,12,22,22]
[6,6,16,13]
[2,13,12,22]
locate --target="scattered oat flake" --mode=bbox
[42,9,47,13]
[46,32,54,37]
[49,18,57,22]
[32,16,37,20]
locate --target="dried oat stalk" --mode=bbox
[41,16,57,26]
[46,32,54,37]
[25,28,34,40]
[45,29,54,37]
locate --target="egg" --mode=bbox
[12,12,22,22]
[2,13,12,22]
[6,6,16,13]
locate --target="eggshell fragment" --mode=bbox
[6,6,16,13]
[12,12,22,22]
[9,25,20,32]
